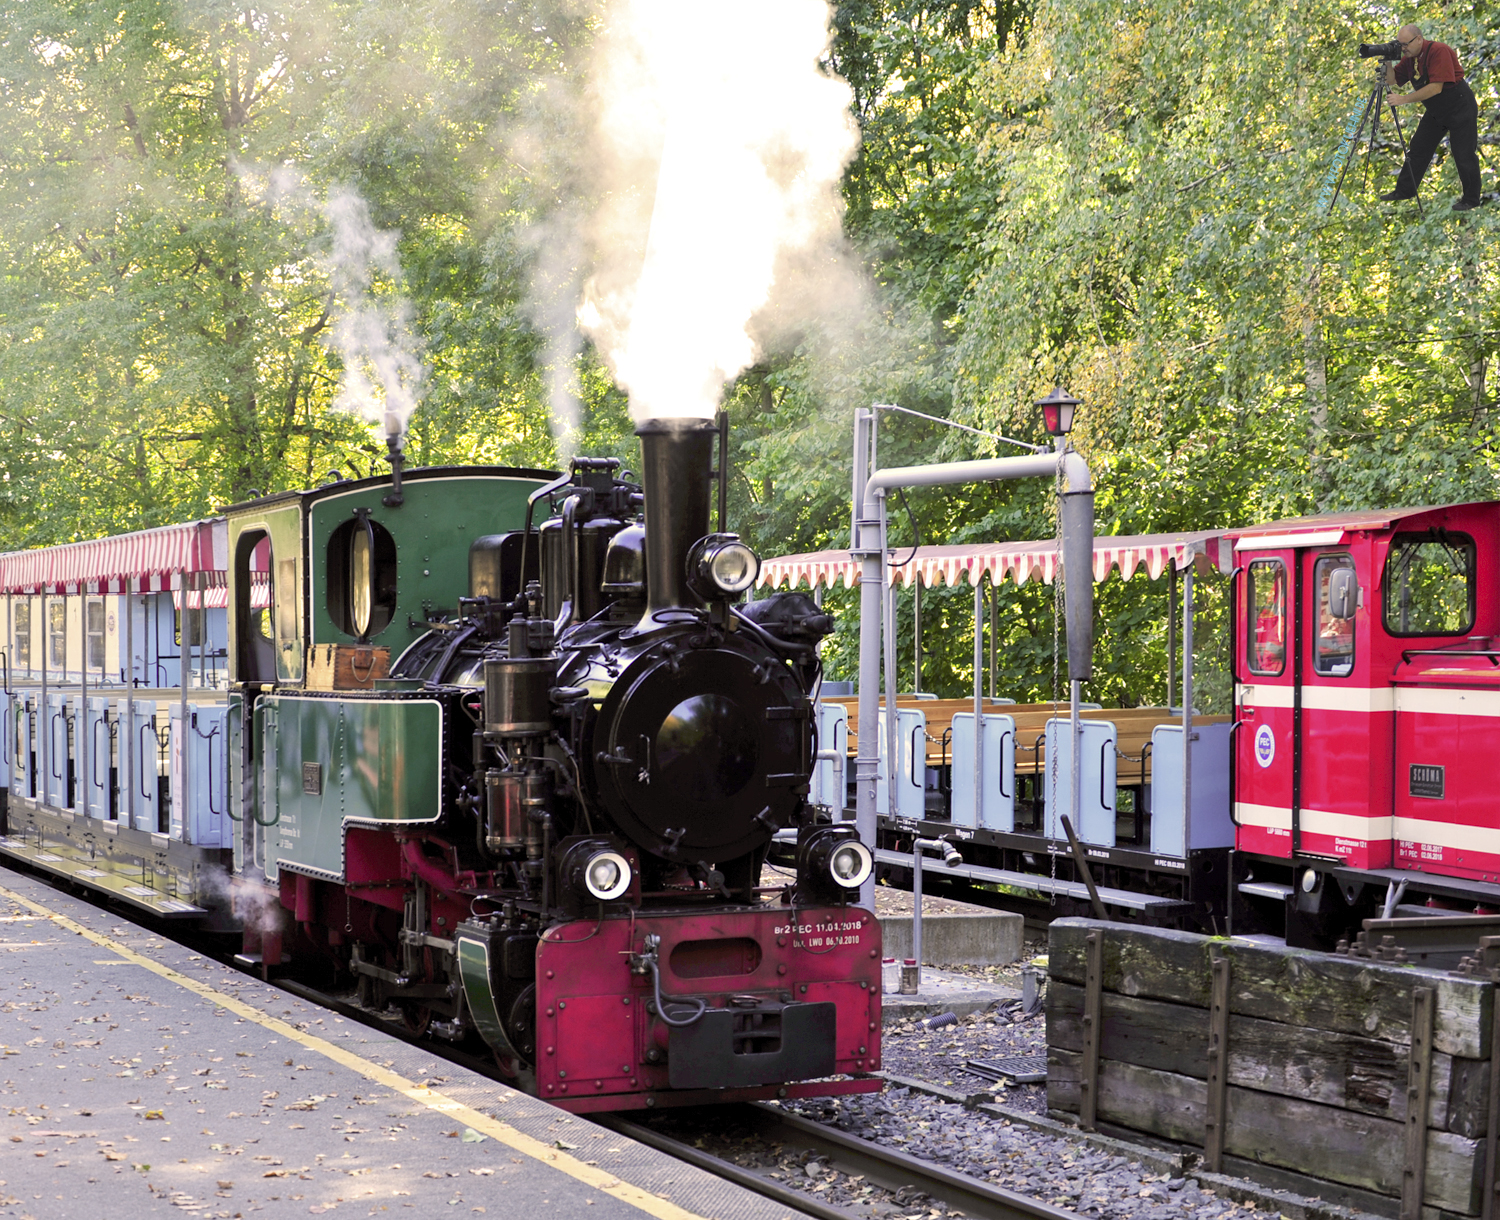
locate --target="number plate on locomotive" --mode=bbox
[1409,764,1445,800]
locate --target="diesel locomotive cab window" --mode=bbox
[1314,554,1356,677]
[1383,531,1476,636]
[326,516,397,640]
[1246,559,1287,675]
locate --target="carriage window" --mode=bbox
[1314,554,1356,677]
[1383,531,1475,637]
[1246,559,1287,675]
[14,599,29,669]
[86,599,106,670]
[48,600,65,669]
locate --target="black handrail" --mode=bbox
[1400,648,1500,666]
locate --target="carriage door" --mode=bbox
[1235,548,1295,856]
[1294,548,1389,869]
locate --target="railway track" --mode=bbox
[11,854,1083,1220]
[599,1102,1084,1220]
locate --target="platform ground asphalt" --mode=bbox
[0,867,806,1220]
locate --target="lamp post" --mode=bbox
[1034,386,1091,865]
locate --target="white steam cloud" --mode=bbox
[321,187,427,443]
[577,0,860,421]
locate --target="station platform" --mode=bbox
[0,866,807,1220]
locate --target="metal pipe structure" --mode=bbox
[851,410,882,910]
[40,593,47,811]
[973,577,983,834]
[913,577,922,693]
[852,432,1094,910]
[80,592,88,818]
[1181,564,1195,854]
[125,579,135,830]
[180,571,191,842]
[911,836,961,992]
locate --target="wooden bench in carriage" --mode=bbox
[761,530,1241,928]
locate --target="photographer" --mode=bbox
[1380,24,1482,211]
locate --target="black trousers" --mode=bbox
[1395,80,1482,202]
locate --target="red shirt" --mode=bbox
[1395,39,1464,89]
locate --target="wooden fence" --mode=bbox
[1046,918,1500,1220]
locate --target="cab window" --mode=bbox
[1247,559,1287,675]
[1383,531,1475,637]
[1313,554,1355,677]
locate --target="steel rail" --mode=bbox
[599,1101,1084,1220]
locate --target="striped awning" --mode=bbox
[0,518,227,594]
[758,531,1233,591]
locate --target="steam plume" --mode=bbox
[322,187,427,443]
[577,0,859,421]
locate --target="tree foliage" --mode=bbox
[3,0,1498,707]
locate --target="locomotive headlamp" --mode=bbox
[1036,387,1082,438]
[583,849,632,901]
[827,839,873,889]
[687,533,760,599]
[795,825,872,904]
[558,838,634,905]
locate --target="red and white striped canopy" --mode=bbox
[0,518,227,594]
[758,531,1232,591]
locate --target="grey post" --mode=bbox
[851,409,884,909]
[851,425,1094,910]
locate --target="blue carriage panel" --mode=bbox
[129,699,161,833]
[0,691,11,792]
[810,701,848,812]
[1043,717,1118,847]
[1149,721,1234,857]
[875,707,926,820]
[83,697,113,820]
[949,712,1017,832]
[15,692,35,801]
[43,691,72,810]
[169,702,228,847]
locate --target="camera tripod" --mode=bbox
[1321,60,1423,216]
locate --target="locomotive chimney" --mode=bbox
[636,417,716,625]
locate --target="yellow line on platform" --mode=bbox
[0,882,715,1220]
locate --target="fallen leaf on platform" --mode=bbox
[460,1129,486,1144]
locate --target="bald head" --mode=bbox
[1398,23,1424,43]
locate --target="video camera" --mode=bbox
[1358,40,1403,60]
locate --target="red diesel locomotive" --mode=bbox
[768,498,1500,950]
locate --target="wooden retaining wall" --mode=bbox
[1046,918,1500,1220]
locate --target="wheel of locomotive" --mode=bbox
[398,947,435,1036]
[505,984,537,1063]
